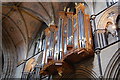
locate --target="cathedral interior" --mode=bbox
[0,0,120,80]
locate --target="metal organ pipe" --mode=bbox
[67,18,73,45]
[64,25,67,54]
[41,38,46,65]
[73,15,78,49]
[78,10,86,48]
[58,18,63,60]
[49,32,54,57]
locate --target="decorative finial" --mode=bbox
[91,15,96,20]
[82,2,84,5]
[67,8,70,12]
[64,7,66,12]
[51,20,54,25]
[75,2,78,6]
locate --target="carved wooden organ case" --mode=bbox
[40,3,94,75]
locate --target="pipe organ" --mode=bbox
[40,3,94,75]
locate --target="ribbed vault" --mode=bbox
[1,2,73,78]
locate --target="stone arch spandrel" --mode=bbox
[97,6,118,29]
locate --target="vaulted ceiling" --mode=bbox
[2,2,72,51]
[1,3,74,76]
